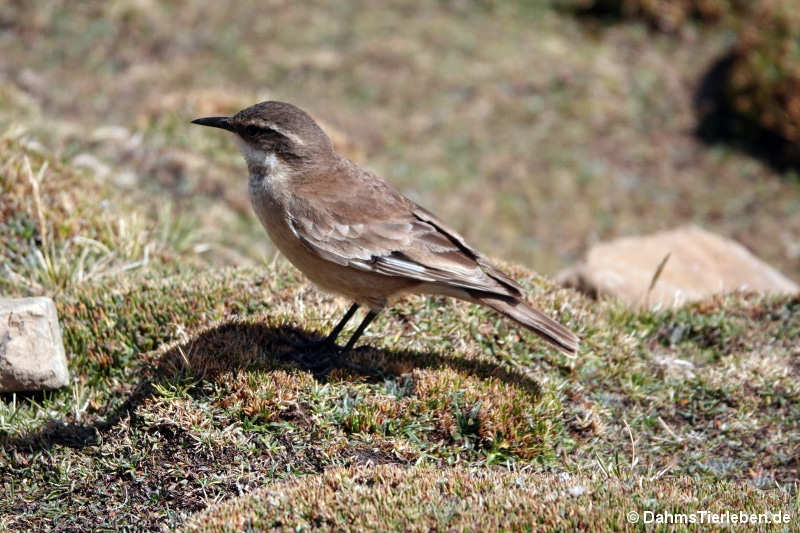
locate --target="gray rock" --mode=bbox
[0,297,70,392]
[559,226,799,309]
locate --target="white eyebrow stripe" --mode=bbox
[256,120,306,146]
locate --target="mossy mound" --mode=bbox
[565,0,748,31]
[182,464,795,532]
[723,1,800,148]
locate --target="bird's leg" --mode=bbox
[286,302,359,349]
[340,310,378,353]
[325,303,360,344]
[285,306,380,376]
[327,309,380,375]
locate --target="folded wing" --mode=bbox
[288,170,519,298]
[286,157,579,354]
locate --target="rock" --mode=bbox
[559,226,799,309]
[0,297,70,392]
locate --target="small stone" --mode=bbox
[0,297,70,392]
[559,226,799,309]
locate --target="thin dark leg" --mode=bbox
[341,310,378,353]
[285,303,359,349]
[285,306,380,377]
[325,303,359,344]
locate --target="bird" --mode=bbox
[192,101,578,365]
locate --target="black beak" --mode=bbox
[191,116,233,131]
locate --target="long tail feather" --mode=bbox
[472,294,579,355]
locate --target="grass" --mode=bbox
[2,1,800,278]
[1,259,798,529]
[182,465,798,532]
[0,133,201,296]
[1,1,799,531]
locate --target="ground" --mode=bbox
[0,1,798,531]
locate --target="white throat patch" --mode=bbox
[234,135,287,183]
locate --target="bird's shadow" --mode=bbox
[6,320,542,453]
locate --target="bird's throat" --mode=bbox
[234,137,289,189]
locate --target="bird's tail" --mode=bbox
[470,293,579,355]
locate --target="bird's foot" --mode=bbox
[284,333,332,351]
[282,343,380,377]
[330,352,380,377]
[283,343,338,371]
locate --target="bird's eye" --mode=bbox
[245,125,260,136]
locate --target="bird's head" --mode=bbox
[192,101,334,174]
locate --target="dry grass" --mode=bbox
[183,464,796,532]
[0,135,200,296]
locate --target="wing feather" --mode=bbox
[287,156,522,297]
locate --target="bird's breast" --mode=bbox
[248,171,292,239]
[248,170,319,273]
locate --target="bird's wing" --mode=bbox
[287,158,522,297]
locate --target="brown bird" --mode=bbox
[192,101,578,363]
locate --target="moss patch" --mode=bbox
[182,464,797,532]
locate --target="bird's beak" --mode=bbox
[191,116,234,131]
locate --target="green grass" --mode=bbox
[1,1,799,531]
